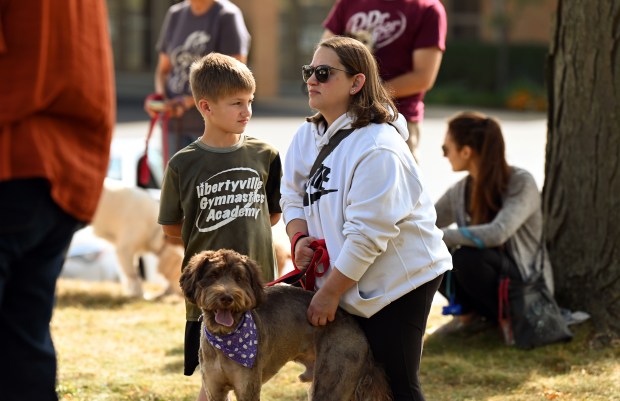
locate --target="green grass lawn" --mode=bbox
[52,279,619,401]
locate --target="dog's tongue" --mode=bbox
[215,310,234,327]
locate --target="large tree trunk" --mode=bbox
[544,0,620,342]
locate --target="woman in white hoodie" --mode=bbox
[280,36,452,401]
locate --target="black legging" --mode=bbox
[439,246,520,322]
[355,275,442,401]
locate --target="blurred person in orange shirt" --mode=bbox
[0,1,115,400]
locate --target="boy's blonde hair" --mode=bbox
[189,53,255,103]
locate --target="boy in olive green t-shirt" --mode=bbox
[157,53,282,400]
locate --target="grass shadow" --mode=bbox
[165,344,185,357]
[55,291,136,309]
[421,321,619,400]
[55,280,139,310]
[161,345,185,373]
[162,359,186,374]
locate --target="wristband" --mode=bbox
[145,93,164,101]
[458,227,485,249]
[145,93,166,113]
[291,232,308,258]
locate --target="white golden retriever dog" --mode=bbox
[91,179,292,298]
[91,179,184,298]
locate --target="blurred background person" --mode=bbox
[145,0,251,161]
[0,1,115,400]
[321,0,447,160]
[433,111,553,336]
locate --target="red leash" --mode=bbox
[266,237,329,291]
[138,94,169,187]
[302,239,329,291]
[498,277,514,345]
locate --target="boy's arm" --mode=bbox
[265,152,283,227]
[162,223,183,246]
[270,212,281,227]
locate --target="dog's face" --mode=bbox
[179,249,265,335]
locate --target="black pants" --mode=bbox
[184,320,201,375]
[0,179,83,401]
[439,247,519,322]
[355,275,442,401]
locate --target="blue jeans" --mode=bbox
[0,179,83,401]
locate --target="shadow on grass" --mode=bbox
[162,359,186,374]
[55,286,139,310]
[420,321,620,400]
[165,344,185,357]
[162,345,185,373]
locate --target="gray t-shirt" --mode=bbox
[158,135,282,320]
[156,0,251,132]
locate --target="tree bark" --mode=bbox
[544,0,620,342]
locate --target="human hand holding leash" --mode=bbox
[144,93,165,119]
[144,94,193,119]
[293,235,317,271]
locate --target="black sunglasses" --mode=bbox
[302,64,356,83]
[441,145,448,157]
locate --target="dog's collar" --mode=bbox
[203,311,258,368]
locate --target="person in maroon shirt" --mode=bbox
[323,0,447,161]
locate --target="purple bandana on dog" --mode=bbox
[204,311,258,368]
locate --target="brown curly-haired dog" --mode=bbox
[180,249,392,401]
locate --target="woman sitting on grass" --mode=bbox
[434,111,554,335]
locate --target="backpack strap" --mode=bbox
[309,128,355,178]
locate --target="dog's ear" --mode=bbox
[241,255,265,307]
[179,250,215,303]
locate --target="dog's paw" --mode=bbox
[121,281,144,298]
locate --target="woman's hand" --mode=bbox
[143,93,194,119]
[307,286,339,326]
[293,235,317,271]
[306,268,356,326]
[144,94,165,119]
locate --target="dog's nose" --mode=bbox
[220,294,234,306]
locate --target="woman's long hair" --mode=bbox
[448,112,510,225]
[306,36,397,129]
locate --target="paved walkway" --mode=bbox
[114,99,548,202]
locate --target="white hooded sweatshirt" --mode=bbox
[281,112,452,318]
